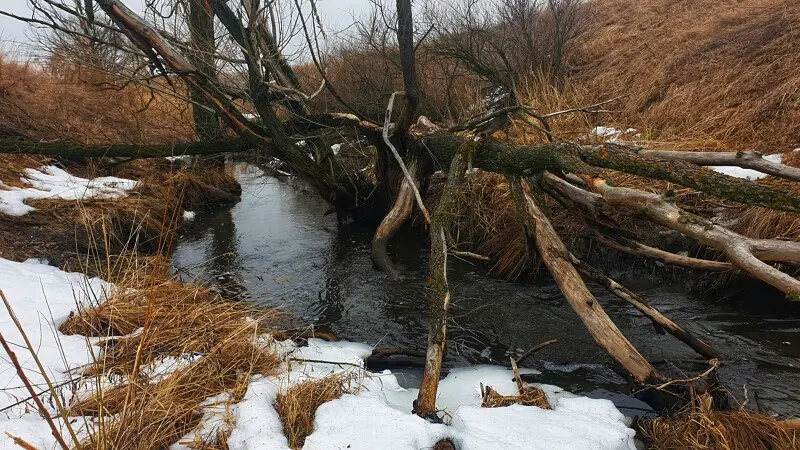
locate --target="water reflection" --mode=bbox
[172,165,800,416]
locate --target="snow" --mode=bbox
[0,166,139,216]
[591,126,638,142]
[0,265,637,450]
[0,258,112,448]
[305,395,449,450]
[171,392,234,450]
[710,153,783,180]
[183,210,196,221]
[331,144,341,156]
[228,339,637,450]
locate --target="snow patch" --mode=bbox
[228,339,637,450]
[0,258,112,447]
[591,126,638,142]
[0,166,139,216]
[710,153,784,180]
[331,144,342,155]
[183,210,196,221]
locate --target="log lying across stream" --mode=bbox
[3,0,800,418]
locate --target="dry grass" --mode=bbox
[423,171,581,279]
[481,384,551,409]
[640,393,799,450]
[60,278,285,375]
[60,271,284,449]
[574,0,800,152]
[275,374,352,449]
[169,166,242,211]
[0,55,193,145]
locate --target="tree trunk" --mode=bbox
[510,177,664,386]
[415,141,478,418]
[187,0,224,168]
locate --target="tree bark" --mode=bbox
[371,158,422,279]
[187,0,224,168]
[510,177,664,385]
[415,141,478,418]
[569,255,721,360]
[636,149,800,182]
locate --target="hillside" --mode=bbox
[574,0,800,151]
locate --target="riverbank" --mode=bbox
[0,255,642,449]
[0,157,798,448]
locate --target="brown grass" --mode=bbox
[169,166,242,211]
[60,278,285,375]
[60,271,284,449]
[275,374,352,449]
[640,393,799,450]
[423,171,582,279]
[481,384,551,409]
[0,54,193,145]
[574,0,800,152]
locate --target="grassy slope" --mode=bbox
[573,0,800,151]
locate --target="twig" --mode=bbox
[516,339,560,365]
[448,250,490,261]
[651,358,720,392]
[288,357,363,368]
[383,91,430,224]
[4,433,38,450]
[0,331,70,450]
[0,376,84,413]
[0,290,79,448]
[541,97,622,118]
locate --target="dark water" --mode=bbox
[172,165,800,417]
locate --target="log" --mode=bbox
[636,149,800,182]
[540,172,735,272]
[0,138,253,159]
[511,177,664,385]
[570,255,721,360]
[415,140,478,418]
[418,134,800,214]
[587,178,800,298]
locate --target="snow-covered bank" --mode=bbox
[0,165,139,216]
[0,258,111,448]
[227,339,637,450]
[0,260,636,449]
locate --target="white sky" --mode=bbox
[0,0,372,59]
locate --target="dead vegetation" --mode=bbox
[275,374,352,449]
[480,384,551,409]
[59,266,284,449]
[640,393,799,450]
[576,0,800,152]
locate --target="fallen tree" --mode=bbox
[5,0,800,417]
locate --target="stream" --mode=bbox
[172,164,800,417]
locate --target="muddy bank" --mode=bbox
[173,164,800,417]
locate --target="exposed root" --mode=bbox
[640,393,799,450]
[371,158,421,279]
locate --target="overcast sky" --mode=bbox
[0,0,371,59]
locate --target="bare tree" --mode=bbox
[5,0,800,419]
